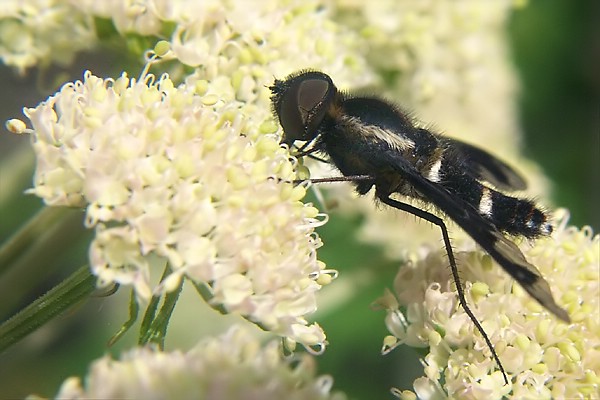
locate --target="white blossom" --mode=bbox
[69,0,373,96]
[0,0,95,73]
[381,210,600,399]
[22,70,330,348]
[54,326,347,400]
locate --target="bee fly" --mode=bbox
[270,70,570,384]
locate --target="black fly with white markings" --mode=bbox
[269,70,570,385]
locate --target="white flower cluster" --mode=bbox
[23,70,329,348]
[12,0,377,351]
[0,0,95,74]
[70,0,373,97]
[382,211,599,399]
[2,0,373,94]
[55,326,347,400]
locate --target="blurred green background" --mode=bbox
[0,1,597,399]
[509,0,599,233]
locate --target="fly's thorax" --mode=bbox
[335,114,415,153]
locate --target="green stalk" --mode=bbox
[108,289,139,347]
[141,277,183,349]
[0,264,96,352]
[0,206,72,276]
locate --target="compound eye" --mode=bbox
[276,72,335,145]
[297,78,330,121]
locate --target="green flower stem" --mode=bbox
[107,289,139,347]
[0,264,96,352]
[191,280,227,314]
[0,146,35,209]
[140,278,183,349]
[0,206,72,276]
[138,266,183,349]
[138,269,167,343]
[0,206,88,316]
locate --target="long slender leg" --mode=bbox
[300,174,509,383]
[378,194,509,385]
[293,175,373,185]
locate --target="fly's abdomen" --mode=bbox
[480,187,552,238]
[420,146,552,239]
[453,178,552,238]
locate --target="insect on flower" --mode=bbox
[269,70,570,385]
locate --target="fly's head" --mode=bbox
[270,70,337,147]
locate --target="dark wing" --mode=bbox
[379,149,570,322]
[446,138,527,191]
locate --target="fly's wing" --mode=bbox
[445,138,528,191]
[379,149,570,322]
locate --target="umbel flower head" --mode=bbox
[0,0,95,74]
[381,211,599,399]
[53,326,347,400]
[20,69,332,349]
[7,0,375,357]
